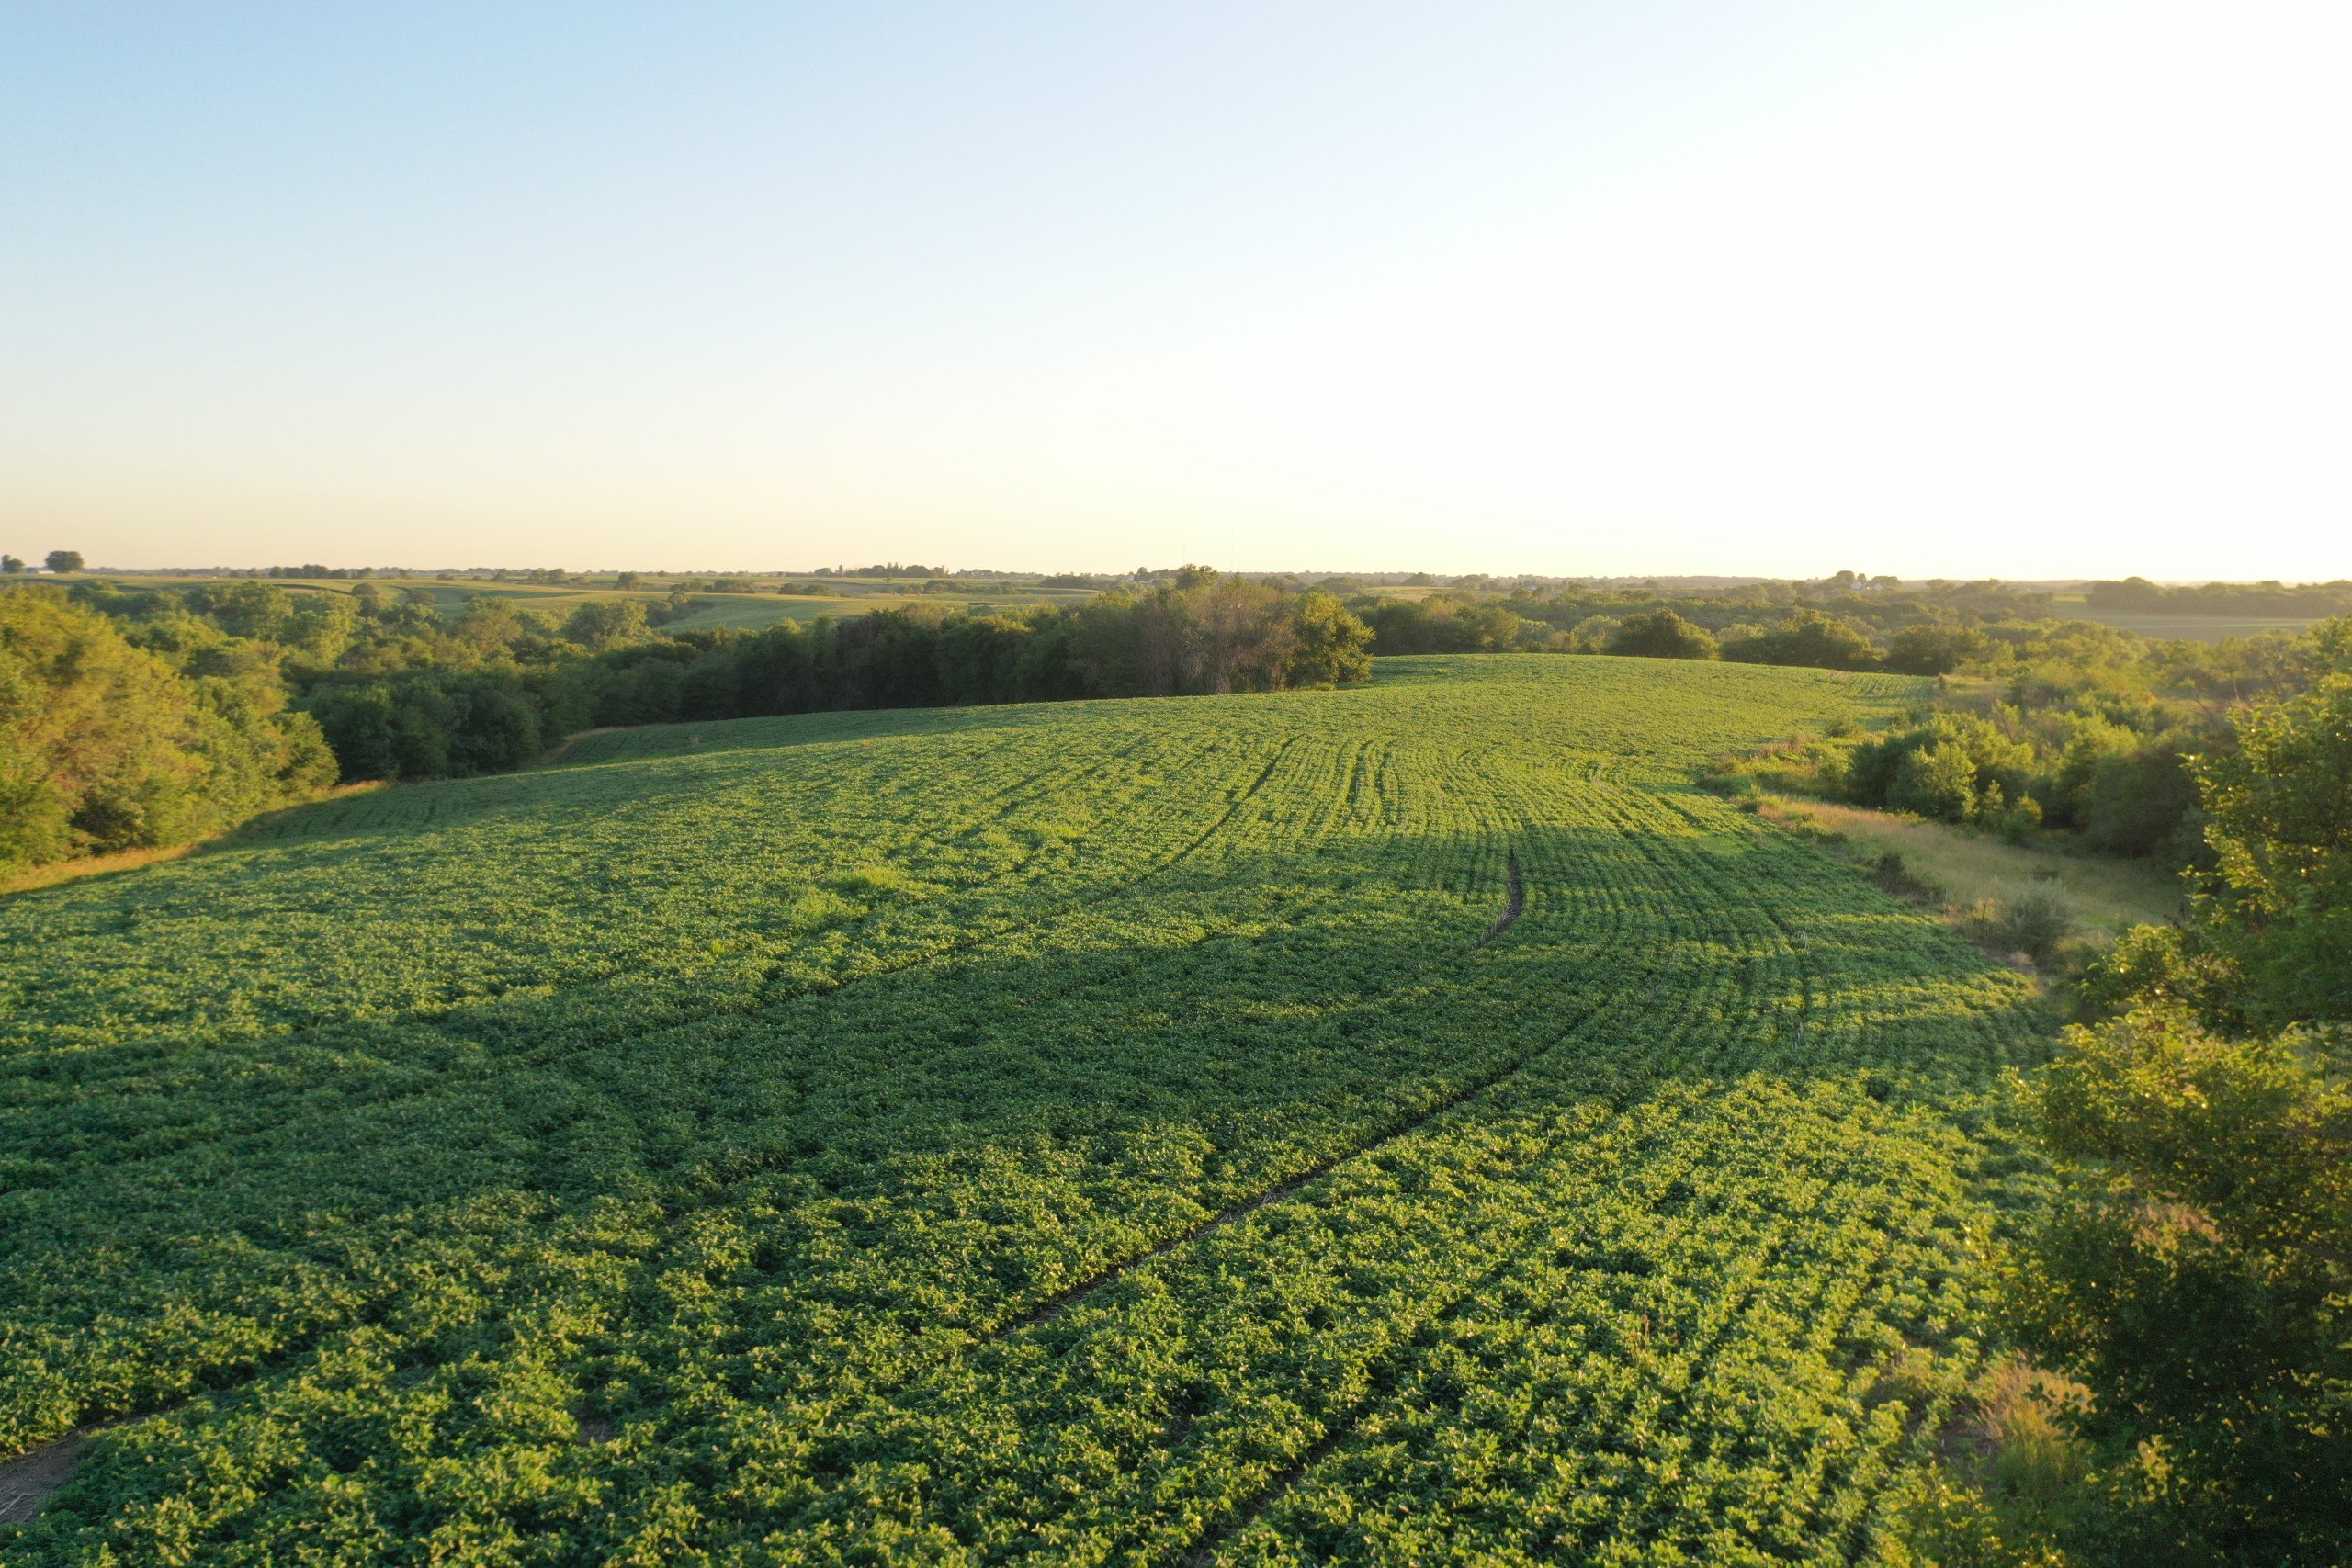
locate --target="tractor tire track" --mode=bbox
[1479,850,1524,942]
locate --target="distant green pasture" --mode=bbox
[2058,605,2324,642]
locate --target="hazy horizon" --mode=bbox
[30,561,2352,587]
[6,1,2346,580]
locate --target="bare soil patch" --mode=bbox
[0,1427,105,1523]
[1481,851,1525,942]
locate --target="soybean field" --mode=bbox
[0,655,2051,1564]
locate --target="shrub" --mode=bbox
[1975,888,2074,966]
[1849,714,2037,826]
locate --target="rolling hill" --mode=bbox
[0,656,2050,1562]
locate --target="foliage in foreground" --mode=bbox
[1902,627,2352,1566]
[1905,1013,2350,1566]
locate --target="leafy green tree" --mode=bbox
[1721,610,1880,671]
[1353,594,1519,654]
[2037,713,2206,859]
[1568,615,1623,651]
[1847,714,2037,824]
[1889,741,1980,819]
[562,598,650,650]
[1990,1010,2352,1564]
[2185,675,2352,1028]
[1,590,210,865]
[0,648,62,868]
[1283,590,1374,687]
[1606,609,1718,660]
[44,549,83,574]
[0,589,332,871]
[449,595,537,655]
[0,555,22,574]
[1883,622,1985,676]
[305,671,544,780]
[1171,573,1294,694]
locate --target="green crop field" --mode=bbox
[0,656,2051,1563]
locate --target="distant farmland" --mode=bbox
[2053,603,2326,642]
[1,657,2050,1562]
[87,570,1107,634]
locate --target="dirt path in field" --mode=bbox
[0,1426,111,1524]
[1481,851,1524,942]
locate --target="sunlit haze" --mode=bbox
[4,1,2345,578]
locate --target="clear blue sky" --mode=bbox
[3,1,2345,577]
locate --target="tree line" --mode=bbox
[2085,575,2352,616]
[1353,585,2048,673]
[0,571,1369,874]
[0,550,85,576]
[306,577,1370,782]
[1699,613,2326,888]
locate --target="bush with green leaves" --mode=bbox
[1848,713,2040,828]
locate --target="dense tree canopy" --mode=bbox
[2191,630,2352,1029]
[0,590,333,872]
[5,570,1374,831]
[1992,1010,2351,1564]
[1720,610,1880,671]
[1606,609,1718,660]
